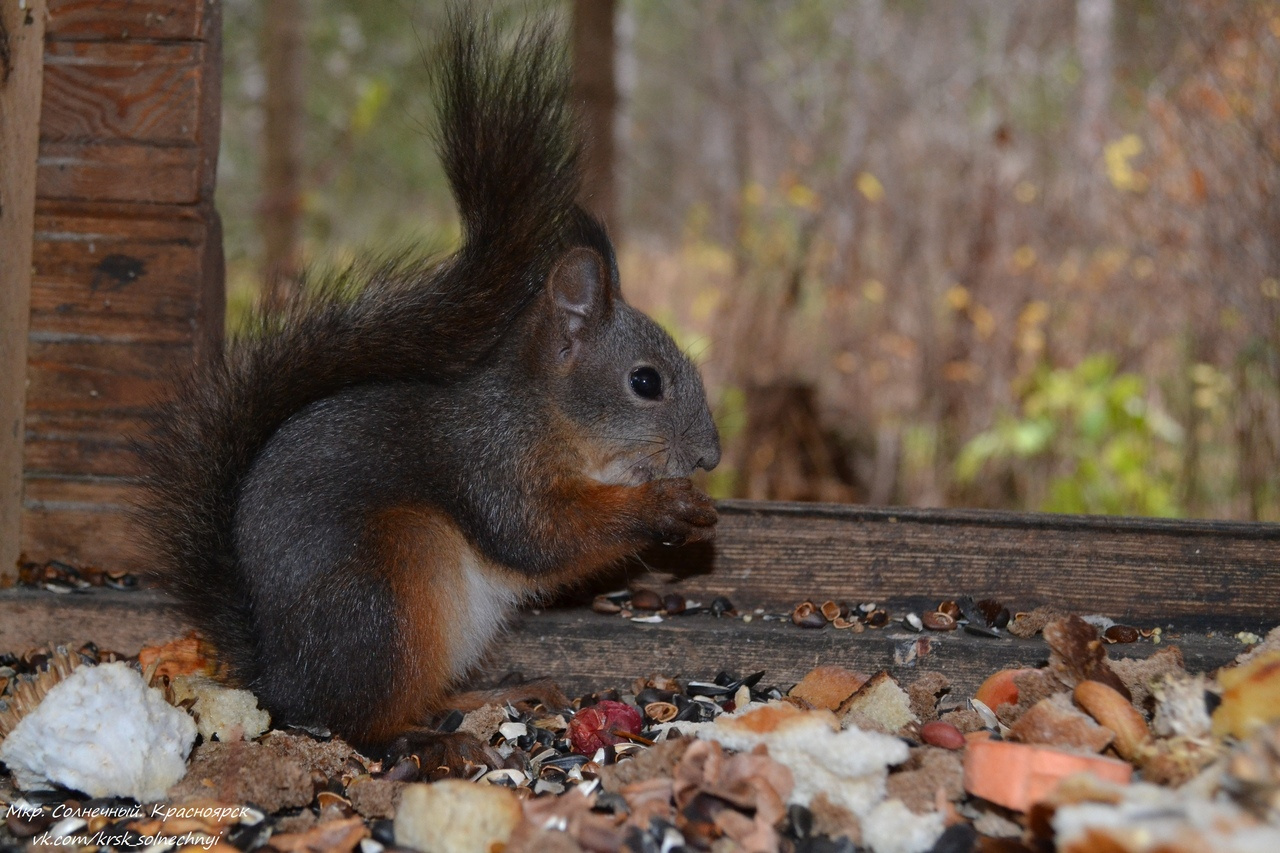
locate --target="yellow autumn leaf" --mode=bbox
[856,171,885,203]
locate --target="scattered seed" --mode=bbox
[317,791,352,812]
[499,722,529,740]
[921,610,955,631]
[792,603,827,630]
[920,720,966,750]
[904,613,923,632]
[1103,624,1141,644]
[644,702,679,723]
[792,601,816,626]
[710,596,737,617]
[592,595,622,614]
[819,601,841,622]
[686,681,733,697]
[975,598,1006,627]
[865,609,889,628]
[662,594,687,614]
[631,589,663,611]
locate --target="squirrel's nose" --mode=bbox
[695,436,721,472]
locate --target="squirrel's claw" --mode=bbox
[647,478,718,547]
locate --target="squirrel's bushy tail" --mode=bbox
[136,12,590,678]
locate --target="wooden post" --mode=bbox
[1,0,46,578]
[20,0,224,571]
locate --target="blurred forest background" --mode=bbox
[217,0,1280,520]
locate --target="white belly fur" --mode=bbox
[450,548,526,679]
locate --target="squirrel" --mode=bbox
[136,13,720,761]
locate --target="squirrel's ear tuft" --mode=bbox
[549,247,610,364]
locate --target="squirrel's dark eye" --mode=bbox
[629,366,663,400]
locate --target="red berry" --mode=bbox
[568,700,643,755]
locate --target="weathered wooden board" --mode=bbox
[46,0,212,42]
[23,0,223,571]
[36,2,220,207]
[480,608,1249,699]
[19,478,145,570]
[24,203,216,477]
[0,590,183,657]
[22,413,150,477]
[0,587,1252,701]
[1,0,48,586]
[30,203,214,339]
[37,141,205,205]
[636,501,1280,627]
[40,41,205,145]
[26,338,193,414]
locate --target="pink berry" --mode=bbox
[568,700,643,755]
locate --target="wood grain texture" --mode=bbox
[22,475,142,507]
[23,0,224,571]
[25,338,192,414]
[37,141,202,204]
[479,608,1248,699]
[0,589,1249,701]
[0,590,184,655]
[20,477,145,570]
[30,203,211,340]
[46,0,211,42]
[22,413,150,477]
[41,41,204,145]
[635,501,1280,627]
[1,0,47,588]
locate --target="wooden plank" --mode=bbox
[35,2,221,207]
[20,476,145,570]
[30,205,210,340]
[22,474,142,506]
[23,413,150,477]
[25,338,191,414]
[37,140,202,204]
[0,589,1251,700]
[0,590,185,655]
[637,501,1280,628]
[480,608,1251,699]
[40,41,204,145]
[1,0,47,586]
[46,0,211,42]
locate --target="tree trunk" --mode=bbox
[260,0,306,309]
[1075,0,1113,222]
[572,0,619,236]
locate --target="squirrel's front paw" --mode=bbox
[646,478,718,546]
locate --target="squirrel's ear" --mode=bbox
[548,247,610,364]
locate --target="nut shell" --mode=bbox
[1074,679,1151,762]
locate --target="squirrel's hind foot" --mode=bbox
[383,729,502,781]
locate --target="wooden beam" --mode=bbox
[479,607,1247,699]
[46,0,212,42]
[635,500,1280,628]
[0,588,1251,700]
[1,0,47,578]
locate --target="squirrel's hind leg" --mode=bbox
[379,729,500,781]
[357,505,532,741]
